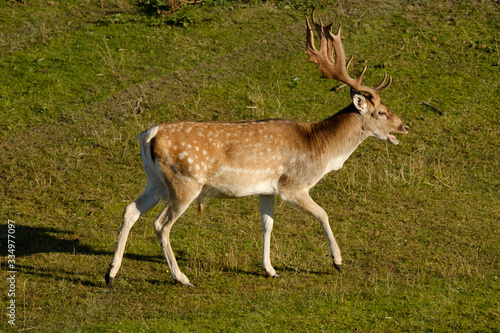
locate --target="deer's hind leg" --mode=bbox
[153,182,203,286]
[106,183,167,287]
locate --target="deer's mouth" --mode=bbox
[388,124,409,145]
[388,133,400,145]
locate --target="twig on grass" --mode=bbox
[408,98,446,116]
[136,98,143,115]
[420,100,445,116]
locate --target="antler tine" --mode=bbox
[346,54,353,70]
[304,16,319,64]
[373,72,392,93]
[311,7,317,25]
[374,72,388,89]
[355,66,368,87]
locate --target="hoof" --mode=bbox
[187,282,195,287]
[334,263,342,272]
[273,273,281,278]
[104,271,114,288]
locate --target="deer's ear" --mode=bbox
[352,94,369,114]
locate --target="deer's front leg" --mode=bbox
[259,195,280,278]
[283,190,342,272]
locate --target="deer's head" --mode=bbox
[304,10,409,145]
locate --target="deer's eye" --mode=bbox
[378,111,388,118]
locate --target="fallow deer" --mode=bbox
[105,10,409,287]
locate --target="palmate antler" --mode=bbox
[304,9,391,104]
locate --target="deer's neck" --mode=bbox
[306,106,367,172]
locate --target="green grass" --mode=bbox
[1,0,499,331]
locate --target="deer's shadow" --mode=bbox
[1,224,167,286]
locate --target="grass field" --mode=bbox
[1,0,499,331]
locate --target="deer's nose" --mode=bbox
[402,123,409,133]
